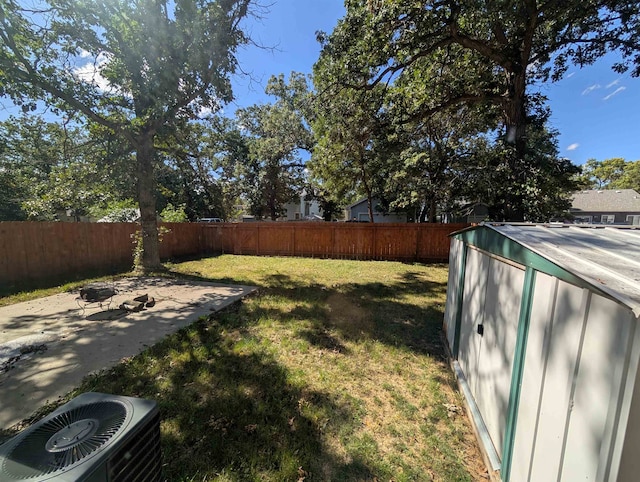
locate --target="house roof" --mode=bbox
[571,189,640,213]
[452,223,640,317]
[347,197,369,210]
[346,197,405,215]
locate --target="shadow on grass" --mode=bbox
[1,261,463,480]
[0,268,130,300]
[71,316,376,481]
[168,267,449,359]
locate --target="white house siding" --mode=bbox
[511,281,634,481]
[443,238,463,349]
[283,198,323,221]
[458,248,524,457]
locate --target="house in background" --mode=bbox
[446,202,490,224]
[281,192,324,221]
[347,197,408,223]
[571,189,640,225]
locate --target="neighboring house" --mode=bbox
[281,193,324,221]
[347,197,408,223]
[570,189,640,225]
[446,202,490,224]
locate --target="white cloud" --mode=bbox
[196,106,214,119]
[567,143,579,151]
[582,84,601,95]
[188,98,221,119]
[603,86,626,101]
[606,79,621,89]
[73,52,114,92]
[566,72,575,78]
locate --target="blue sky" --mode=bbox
[230,0,639,166]
[228,0,345,111]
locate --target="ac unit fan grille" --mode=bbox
[108,412,162,482]
[1,400,128,480]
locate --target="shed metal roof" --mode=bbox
[459,223,640,317]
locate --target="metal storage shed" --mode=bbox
[443,223,640,482]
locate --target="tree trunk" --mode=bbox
[359,155,375,223]
[503,70,528,222]
[428,198,437,223]
[365,186,374,223]
[418,204,428,223]
[136,132,162,271]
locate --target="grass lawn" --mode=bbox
[3,256,485,481]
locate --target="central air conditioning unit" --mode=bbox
[0,392,162,481]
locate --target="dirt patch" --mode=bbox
[325,293,373,337]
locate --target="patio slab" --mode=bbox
[0,277,256,429]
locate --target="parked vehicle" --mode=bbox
[197,217,224,223]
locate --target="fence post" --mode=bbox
[292,224,297,257]
[331,224,336,259]
[256,224,260,256]
[372,224,377,260]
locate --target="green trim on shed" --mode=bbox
[451,226,603,295]
[501,267,536,482]
[452,243,468,358]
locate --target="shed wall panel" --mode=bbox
[459,248,490,396]
[474,258,523,457]
[617,326,640,482]
[444,238,463,349]
[528,282,589,482]
[562,295,632,481]
[510,272,557,482]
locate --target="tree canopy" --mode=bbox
[236,72,314,220]
[313,0,640,221]
[579,158,640,191]
[0,0,252,269]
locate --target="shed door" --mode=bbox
[459,249,524,457]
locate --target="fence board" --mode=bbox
[257,224,295,256]
[294,224,334,258]
[0,221,468,289]
[333,224,374,259]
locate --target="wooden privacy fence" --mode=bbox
[204,222,469,262]
[0,221,468,288]
[0,222,209,288]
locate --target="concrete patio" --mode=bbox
[0,277,256,429]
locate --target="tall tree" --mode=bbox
[0,171,24,221]
[462,120,580,221]
[613,161,640,192]
[237,72,314,220]
[380,110,482,223]
[0,0,251,270]
[311,71,387,222]
[316,0,640,220]
[580,157,627,189]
